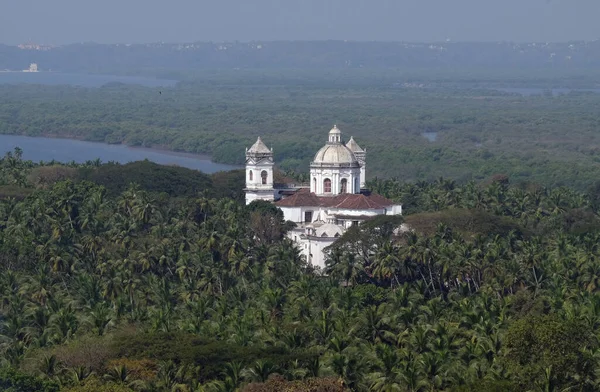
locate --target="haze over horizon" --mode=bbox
[1,0,599,46]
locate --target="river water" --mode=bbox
[0,72,177,88]
[496,87,600,96]
[0,135,239,174]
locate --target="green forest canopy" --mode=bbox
[2,149,600,391]
[2,69,600,189]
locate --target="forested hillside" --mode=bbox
[3,145,600,391]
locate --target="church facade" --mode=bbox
[244,125,402,269]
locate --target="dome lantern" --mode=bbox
[328,125,342,143]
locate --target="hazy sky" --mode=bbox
[2,0,599,45]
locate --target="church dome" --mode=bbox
[312,144,358,166]
[312,125,359,167]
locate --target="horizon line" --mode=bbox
[2,38,600,47]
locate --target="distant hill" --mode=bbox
[1,41,600,75]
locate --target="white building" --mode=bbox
[22,63,38,72]
[244,137,277,204]
[244,125,402,269]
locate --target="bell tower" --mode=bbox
[346,136,366,189]
[245,137,275,205]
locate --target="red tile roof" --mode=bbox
[275,188,398,209]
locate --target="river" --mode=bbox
[496,87,600,96]
[0,72,177,88]
[0,135,240,174]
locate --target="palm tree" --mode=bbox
[50,304,79,342]
[39,354,59,378]
[103,364,130,383]
[358,305,393,344]
[70,366,94,384]
[372,241,403,288]
[242,360,278,383]
[87,303,112,336]
[326,248,364,286]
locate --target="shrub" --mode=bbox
[504,314,595,390]
[0,185,33,200]
[404,208,524,238]
[242,375,346,392]
[28,165,78,188]
[104,358,157,382]
[77,161,213,197]
[51,335,116,371]
[112,332,318,383]
[61,376,134,392]
[0,367,59,392]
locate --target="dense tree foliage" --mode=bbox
[0,368,59,392]
[3,69,600,188]
[1,152,245,202]
[2,148,600,391]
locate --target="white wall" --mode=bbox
[280,206,303,222]
[310,166,360,195]
[246,162,273,189]
[245,189,278,205]
[288,230,335,270]
[387,205,403,215]
[284,204,403,269]
[307,238,335,269]
[280,206,330,224]
[327,207,384,217]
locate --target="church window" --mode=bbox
[249,170,253,181]
[324,178,332,193]
[261,170,268,185]
[355,177,360,192]
[304,211,313,223]
[313,177,317,191]
[340,178,348,194]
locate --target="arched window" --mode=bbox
[340,178,348,194]
[323,178,332,193]
[355,177,360,193]
[248,170,253,181]
[312,177,317,192]
[261,170,268,185]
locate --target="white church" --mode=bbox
[244,125,402,269]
